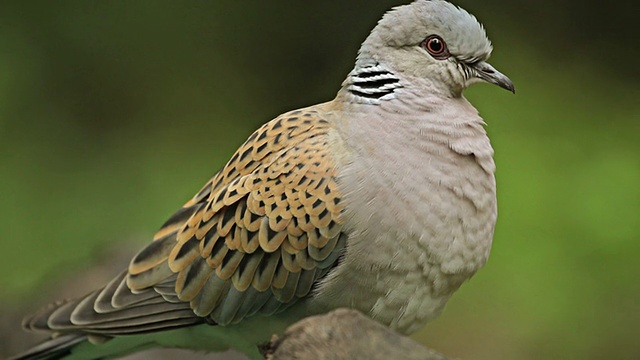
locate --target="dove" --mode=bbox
[12,1,514,359]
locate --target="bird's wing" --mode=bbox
[24,107,346,336]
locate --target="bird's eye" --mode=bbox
[421,35,450,60]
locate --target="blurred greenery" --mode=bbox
[1,1,638,359]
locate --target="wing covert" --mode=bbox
[128,108,347,325]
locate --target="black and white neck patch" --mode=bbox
[346,64,402,103]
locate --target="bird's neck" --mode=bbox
[334,63,495,173]
[339,63,403,105]
[339,60,465,109]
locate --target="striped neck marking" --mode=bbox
[347,64,402,102]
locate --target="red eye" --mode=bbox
[421,35,450,60]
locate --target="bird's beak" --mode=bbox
[472,61,515,94]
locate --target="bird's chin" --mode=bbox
[464,76,486,89]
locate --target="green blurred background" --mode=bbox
[1,1,638,359]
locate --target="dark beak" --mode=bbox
[473,61,515,93]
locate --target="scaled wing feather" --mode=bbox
[24,107,347,336]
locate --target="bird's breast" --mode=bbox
[313,106,497,334]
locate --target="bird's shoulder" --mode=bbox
[125,103,347,324]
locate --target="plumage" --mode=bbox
[12,1,513,359]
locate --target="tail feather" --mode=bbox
[9,333,160,360]
[8,334,87,360]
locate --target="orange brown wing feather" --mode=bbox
[127,108,346,325]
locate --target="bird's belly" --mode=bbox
[312,220,483,335]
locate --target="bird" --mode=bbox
[12,1,514,359]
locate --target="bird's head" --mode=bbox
[357,0,515,97]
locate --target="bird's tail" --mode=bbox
[9,333,159,360]
[8,334,88,360]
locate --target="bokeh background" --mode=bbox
[1,1,638,359]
